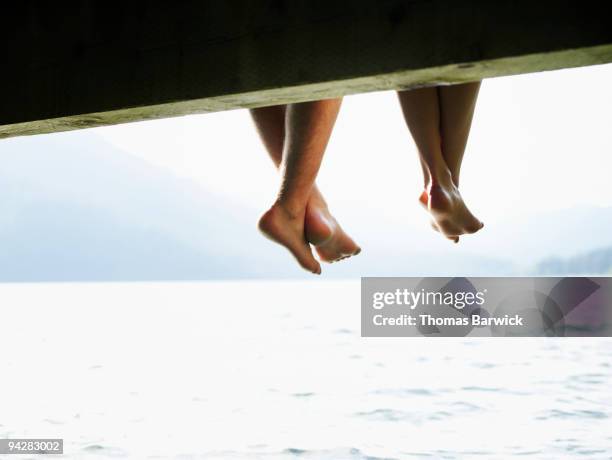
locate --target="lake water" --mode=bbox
[1,281,611,459]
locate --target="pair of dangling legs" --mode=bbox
[250,82,482,273]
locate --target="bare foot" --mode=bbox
[427,183,483,239]
[304,194,361,263]
[258,203,322,274]
[419,190,460,243]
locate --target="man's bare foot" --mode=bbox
[304,195,361,263]
[419,190,460,243]
[427,182,483,239]
[258,203,322,274]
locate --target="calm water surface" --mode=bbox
[1,281,611,459]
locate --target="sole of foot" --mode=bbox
[304,203,361,263]
[427,184,484,240]
[258,204,322,274]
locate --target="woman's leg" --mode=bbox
[257,99,343,273]
[250,104,360,264]
[398,87,446,191]
[397,87,483,240]
[438,82,481,187]
[414,82,481,206]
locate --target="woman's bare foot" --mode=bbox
[427,182,483,239]
[304,193,361,263]
[258,203,322,274]
[419,190,460,243]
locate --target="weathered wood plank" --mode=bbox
[2,0,611,138]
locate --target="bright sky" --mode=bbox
[95,63,612,228]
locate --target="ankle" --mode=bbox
[429,169,454,189]
[274,198,306,220]
[308,186,328,210]
[452,174,460,188]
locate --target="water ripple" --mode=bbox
[538,409,608,420]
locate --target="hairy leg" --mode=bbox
[257,99,342,273]
[250,105,360,264]
[397,87,483,240]
[250,105,286,165]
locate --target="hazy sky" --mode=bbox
[96,63,612,229]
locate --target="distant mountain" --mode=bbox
[461,206,612,269]
[534,246,612,276]
[0,131,288,281]
[0,131,610,280]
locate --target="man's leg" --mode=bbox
[257,99,342,273]
[250,105,286,164]
[250,104,360,264]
